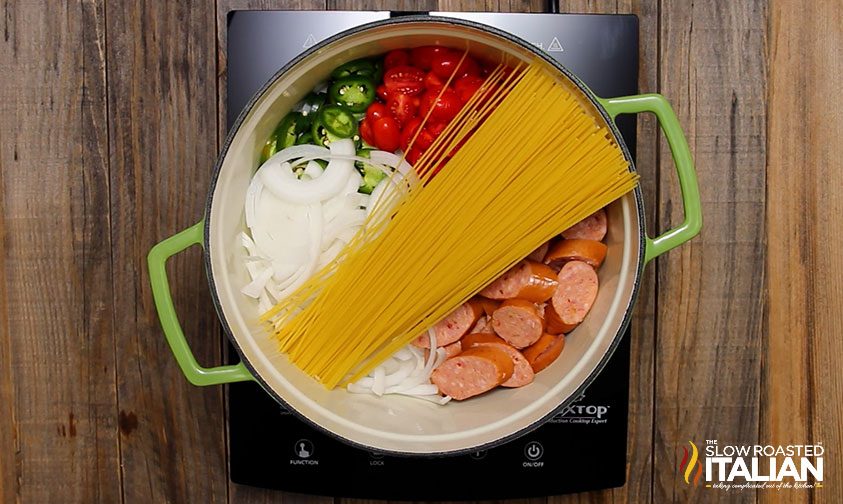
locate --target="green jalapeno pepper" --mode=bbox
[328,78,376,112]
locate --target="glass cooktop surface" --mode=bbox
[225,10,638,500]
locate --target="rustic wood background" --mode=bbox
[0,0,840,502]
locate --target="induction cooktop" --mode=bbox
[225,10,638,500]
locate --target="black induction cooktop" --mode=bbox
[225,10,638,500]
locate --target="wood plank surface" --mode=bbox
[763,1,843,503]
[0,0,121,502]
[655,1,768,502]
[106,0,228,502]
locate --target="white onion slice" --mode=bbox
[259,140,355,204]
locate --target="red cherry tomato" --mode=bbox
[424,71,445,92]
[383,49,410,69]
[387,93,418,125]
[426,121,447,139]
[383,66,425,96]
[409,46,450,70]
[419,88,462,123]
[366,102,389,124]
[372,116,401,152]
[359,117,376,146]
[400,117,435,151]
[454,75,485,103]
[431,51,481,79]
[376,84,390,101]
[404,147,423,166]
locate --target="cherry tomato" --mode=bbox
[372,116,401,152]
[366,102,389,124]
[426,121,447,139]
[387,93,417,125]
[410,46,450,70]
[454,75,484,103]
[376,84,390,101]
[383,49,410,69]
[424,71,445,92]
[359,117,376,146]
[430,51,481,79]
[419,88,462,123]
[383,66,425,96]
[400,117,435,151]
[404,147,423,166]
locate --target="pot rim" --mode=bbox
[203,14,646,457]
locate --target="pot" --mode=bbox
[147,16,701,455]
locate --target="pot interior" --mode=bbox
[207,18,643,454]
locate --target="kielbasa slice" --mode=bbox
[470,315,492,334]
[544,303,578,334]
[527,241,550,262]
[412,301,483,348]
[551,261,599,328]
[561,208,607,241]
[522,333,566,373]
[431,346,514,400]
[544,239,608,269]
[479,260,558,303]
[461,333,535,387]
[491,299,544,349]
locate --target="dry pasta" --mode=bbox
[263,57,638,388]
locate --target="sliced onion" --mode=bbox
[241,267,273,298]
[259,140,355,204]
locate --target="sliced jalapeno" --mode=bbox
[311,120,346,147]
[329,78,376,112]
[330,58,378,80]
[302,92,327,118]
[318,104,358,138]
[295,131,314,145]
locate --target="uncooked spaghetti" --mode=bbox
[263,58,638,388]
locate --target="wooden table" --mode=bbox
[1,0,840,502]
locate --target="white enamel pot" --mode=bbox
[148,16,702,455]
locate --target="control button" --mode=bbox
[369,451,384,459]
[469,450,488,460]
[524,441,543,461]
[294,439,314,459]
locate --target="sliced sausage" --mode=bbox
[551,261,599,328]
[544,303,578,334]
[479,260,558,303]
[470,315,492,334]
[431,346,514,400]
[412,301,482,348]
[527,241,550,262]
[461,333,535,387]
[425,340,463,361]
[522,333,566,373]
[544,239,608,269]
[471,297,501,317]
[491,299,544,349]
[561,208,607,241]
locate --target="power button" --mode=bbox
[524,441,544,461]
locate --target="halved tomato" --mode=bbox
[419,88,462,123]
[409,46,450,70]
[383,49,410,69]
[387,93,418,125]
[383,66,425,96]
[430,51,481,80]
[400,117,435,151]
[454,75,485,103]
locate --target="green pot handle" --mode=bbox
[597,94,702,263]
[147,220,254,385]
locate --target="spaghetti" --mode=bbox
[264,57,638,388]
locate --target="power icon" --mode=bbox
[524,441,544,461]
